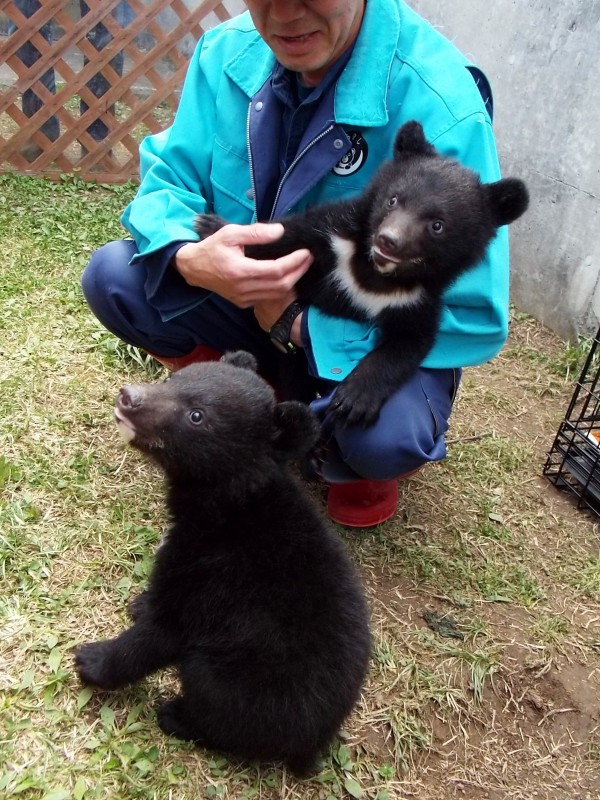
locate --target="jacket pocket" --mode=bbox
[419,368,461,440]
[341,318,380,365]
[210,137,255,222]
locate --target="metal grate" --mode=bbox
[543,327,600,519]
[0,0,237,182]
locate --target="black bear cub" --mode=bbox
[74,352,371,776]
[195,120,529,428]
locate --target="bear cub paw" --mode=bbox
[330,379,386,428]
[74,642,117,689]
[194,213,228,239]
[156,697,194,741]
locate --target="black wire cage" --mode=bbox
[543,326,600,519]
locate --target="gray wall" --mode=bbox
[410,0,600,341]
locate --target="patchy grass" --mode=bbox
[1,174,600,800]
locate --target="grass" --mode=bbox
[2,173,600,799]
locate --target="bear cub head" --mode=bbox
[365,120,529,294]
[114,351,320,485]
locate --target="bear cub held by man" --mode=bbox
[195,120,529,428]
[74,352,371,777]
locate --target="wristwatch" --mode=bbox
[269,301,305,355]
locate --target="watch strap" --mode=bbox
[269,300,305,355]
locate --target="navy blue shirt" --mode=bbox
[270,46,354,189]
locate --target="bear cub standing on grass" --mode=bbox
[195,120,529,428]
[74,352,371,777]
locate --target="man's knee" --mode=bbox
[81,239,138,314]
[327,368,459,480]
[338,422,447,480]
[80,239,150,349]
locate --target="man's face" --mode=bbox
[246,0,365,87]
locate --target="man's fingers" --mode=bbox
[209,222,312,278]
[219,221,285,245]
[239,247,313,282]
[233,253,312,305]
[254,247,313,274]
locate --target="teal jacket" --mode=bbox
[122,0,510,380]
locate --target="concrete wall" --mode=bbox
[410,0,600,341]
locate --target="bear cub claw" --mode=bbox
[156,697,192,741]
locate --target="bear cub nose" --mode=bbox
[375,231,401,254]
[118,386,143,409]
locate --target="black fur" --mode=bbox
[195,121,529,427]
[74,352,371,776]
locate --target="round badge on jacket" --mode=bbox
[333,131,368,176]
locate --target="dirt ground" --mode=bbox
[345,315,600,800]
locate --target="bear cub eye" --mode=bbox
[428,220,444,236]
[188,409,204,425]
[387,195,398,208]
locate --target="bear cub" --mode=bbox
[195,120,529,428]
[74,352,371,776]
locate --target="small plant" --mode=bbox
[572,557,600,600]
[531,614,570,647]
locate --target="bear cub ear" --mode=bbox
[220,350,259,373]
[393,120,437,160]
[484,178,530,227]
[271,401,321,461]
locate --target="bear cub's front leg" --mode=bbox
[75,640,125,690]
[75,621,178,691]
[127,590,150,621]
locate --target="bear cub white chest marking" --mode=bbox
[328,232,425,317]
[194,120,529,428]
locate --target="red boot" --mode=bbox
[327,480,398,527]
[327,469,421,528]
[149,345,222,372]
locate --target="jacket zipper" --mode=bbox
[246,101,258,222]
[269,123,336,220]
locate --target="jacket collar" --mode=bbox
[224,0,400,127]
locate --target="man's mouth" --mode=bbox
[281,33,313,42]
[274,31,319,50]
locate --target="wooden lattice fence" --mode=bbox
[0,0,240,182]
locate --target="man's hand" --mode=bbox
[173,222,312,309]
